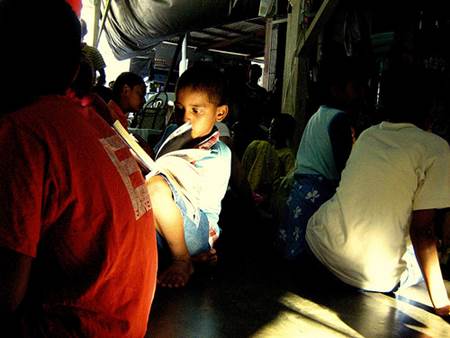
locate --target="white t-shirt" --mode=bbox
[306,122,450,292]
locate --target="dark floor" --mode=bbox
[145,196,450,337]
[146,247,450,337]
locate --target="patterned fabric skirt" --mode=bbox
[276,174,337,260]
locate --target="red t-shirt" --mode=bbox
[66,0,82,17]
[0,96,157,337]
[107,100,129,129]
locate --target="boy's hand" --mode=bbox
[435,304,450,317]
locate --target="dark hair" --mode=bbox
[0,0,81,114]
[249,64,263,78]
[111,72,145,103]
[70,56,94,98]
[275,113,296,138]
[93,85,113,103]
[380,65,433,127]
[175,63,228,106]
[271,113,296,144]
[317,57,365,106]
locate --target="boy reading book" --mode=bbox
[147,64,231,288]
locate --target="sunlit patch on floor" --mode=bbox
[365,292,450,338]
[251,292,364,338]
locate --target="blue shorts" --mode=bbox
[156,175,211,256]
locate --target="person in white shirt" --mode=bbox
[306,65,450,318]
[276,59,362,259]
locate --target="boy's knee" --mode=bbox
[146,175,171,198]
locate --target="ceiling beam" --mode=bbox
[204,32,258,50]
[194,29,239,39]
[214,25,253,36]
[184,35,217,46]
[244,17,267,26]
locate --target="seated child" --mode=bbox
[147,64,231,288]
[241,113,296,207]
[109,72,146,128]
[276,58,361,260]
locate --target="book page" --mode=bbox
[112,120,158,172]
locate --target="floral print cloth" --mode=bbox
[276,174,337,259]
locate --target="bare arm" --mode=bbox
[410,209,450,316]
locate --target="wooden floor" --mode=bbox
[146,248,450,338]
[146,195,450,338]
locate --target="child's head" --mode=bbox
[318,57,365,110]
[175,64,229,138]
[0,0,81,114]
[248,64,263,85]
[269,113,296,147]
[112,72,146,113]
[380,64,434,128]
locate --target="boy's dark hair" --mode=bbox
[273,113,296,141]
[0,0,81,114]
[317,57,365,106]
[380,64,433,128]
[175,63,228,106]
[111,72,145,103]
[249,64,263,80]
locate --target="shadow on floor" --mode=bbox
[146,193,450,337]
[147,241,450,337]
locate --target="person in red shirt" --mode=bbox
[66,0,82,17]
[0,1,157,337]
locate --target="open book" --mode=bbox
[112,120,210,225]
[113,120,201,170]
[113,120,158,172]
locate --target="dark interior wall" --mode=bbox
[295,0,450,136]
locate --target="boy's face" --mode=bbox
[176,87,228,139]
[121,83,146,112]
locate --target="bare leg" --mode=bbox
[147,175,193,288]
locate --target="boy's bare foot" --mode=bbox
[158,258,193,288]
[192,248,218,266]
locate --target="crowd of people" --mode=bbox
[1,0,449,337]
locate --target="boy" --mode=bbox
[305,65,450,317]
[109,72,147,128]
[0,1,157,336]
[147,64,231,288]
[277,59,360,260]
